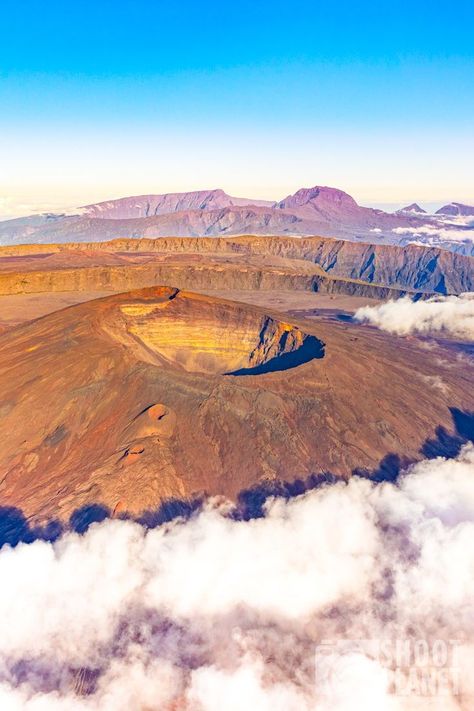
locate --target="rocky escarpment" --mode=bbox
[0,261,415,300]
[152,235,473,294]
[3,235,468,294]
[222,236,472,294]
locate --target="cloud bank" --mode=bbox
[354,293,474,339]
[0,445,473,709]
[392,223,474,246]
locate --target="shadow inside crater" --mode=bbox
[228,334,325,376]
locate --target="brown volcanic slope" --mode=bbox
[0,286,472,524]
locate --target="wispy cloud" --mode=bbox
[354,293,474,339]
[438,214,474,228]
[0,197,77,221]
[392,223,474,245]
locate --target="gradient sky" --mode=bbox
[1,0,473,218]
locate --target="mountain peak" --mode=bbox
[398,203,427,214]
[277,186,358,210]
[435,202,474,217]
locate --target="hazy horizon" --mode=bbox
[1,0,473,220]
[0,187,464,222]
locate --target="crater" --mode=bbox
[118,287,325,375]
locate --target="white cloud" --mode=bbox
[0,445,473,709]
[354,293,474,339]
[392,223,474,245]
[0,197,77,221]
[437,215,474,229]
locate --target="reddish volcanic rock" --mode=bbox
[0,285,472,523]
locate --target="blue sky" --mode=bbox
[1,0,473,217]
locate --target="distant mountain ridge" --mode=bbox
[436,202,474,217]
[0,185,473,256]
[81,189,274,219]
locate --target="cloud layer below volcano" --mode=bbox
[0,445,473,709]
